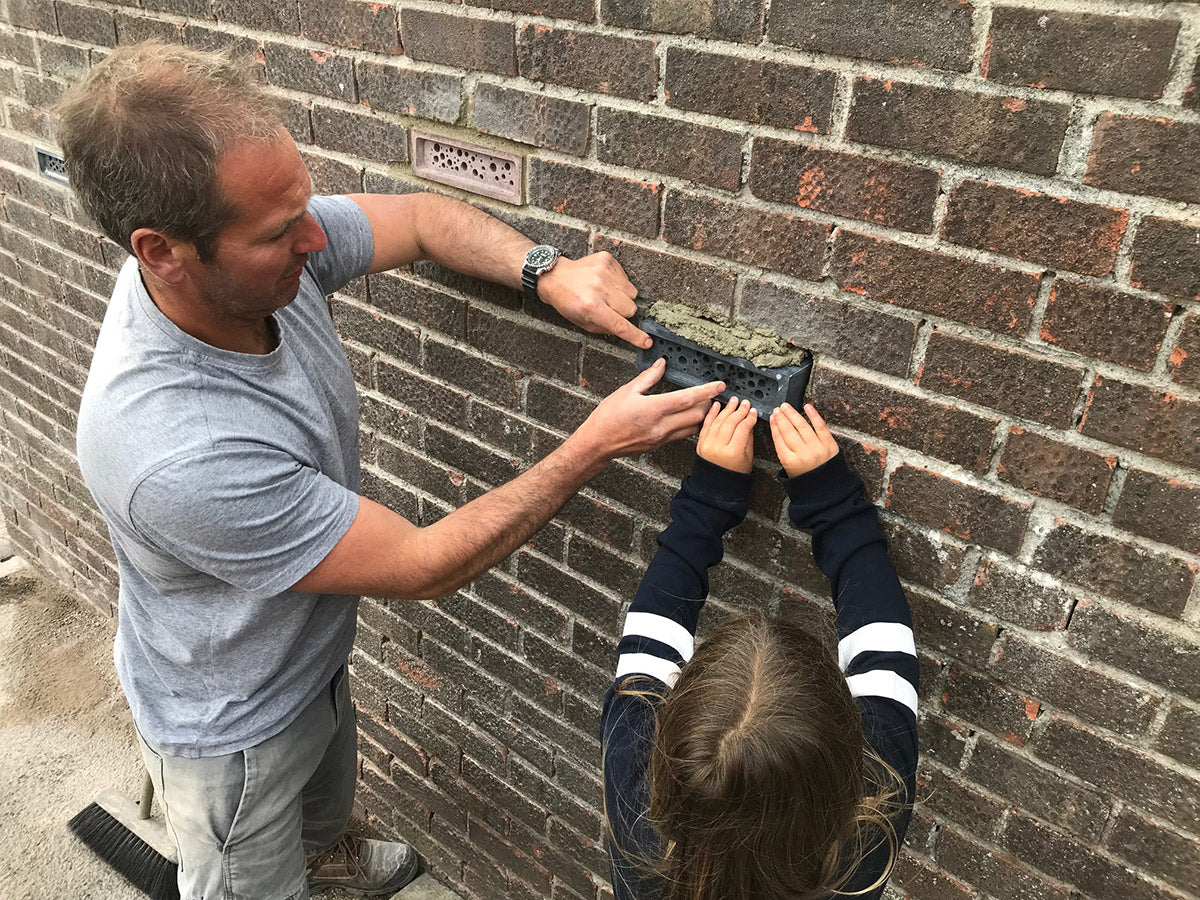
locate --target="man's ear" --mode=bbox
[130,227,195,285]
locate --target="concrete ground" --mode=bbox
[0,547,456,900]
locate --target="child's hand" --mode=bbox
[696,397,757,474]
[770,402,840,478]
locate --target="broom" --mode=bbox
[68,770,180,900]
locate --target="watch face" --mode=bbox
[526,245,559,270]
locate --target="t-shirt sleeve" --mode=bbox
[128,443,360,596]
[306,195,375,296]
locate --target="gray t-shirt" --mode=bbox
[77,195,375,757]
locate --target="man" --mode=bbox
[57,42,723,900]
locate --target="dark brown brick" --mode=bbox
[663,192,828,282]
[917,766,1007,838]
[597,108,743,192]
[738,279,914,377]
[465,306,579,384]
[880,519,968,591]
[1171,315,1200,389]
[1156,702,1200,770]
[601,0,762,42]
[401,8,515,75]
[528,159,660,239]
[300,150,361,195]
[918,330,1085,427]
[53,2,116,45]
[355,60,462,124]
[994,634,1160,736]
[831,231,1040,334]
[815,368,997,472]
[1041,280,1171,371]
[1187,55,1200,111]
[518,550,623,633]
[942,180,1129,277]
[919,713,968,768]
[1113,468,1200,556]
[468,0,592,21]
[969,555,1074,631]
[664,47,834,132]
[423,337,523,411]
[849,79,1069,176]
[768,0,973,71]
[937,826,1071,900]
[1034,520,1194,619]
[214,0,298,33]
[527,378,593,435]
[966,738,1109,840]
[907,587,1000,669]
[331,298,418,364]
[141,0,211,15]
[1081,375,1200,471]
[984,9,1178,100]
[940,664,1038,746]
[888,465,1030,554]
[299,0,398,53]
[997,427,1115,515]
[891,852,973,900]
[517,24,656,101]
[1108,809,1200,893]
[1085,114,1200,204]
[593,236,736,315]
[311,104,406,164]
[368,272,466,340]
[1069,599,1200,704]
[1130,217,1200,301]
[8,0,57,31]
[35,35,88,78]
[263,42,355,102]
[471,83,589,156]
[750,138,938,233]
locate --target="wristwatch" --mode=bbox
[521,244,561,303]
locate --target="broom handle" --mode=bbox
[139,771,154,820]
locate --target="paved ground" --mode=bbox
[0,550,455,900]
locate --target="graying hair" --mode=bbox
[54,40,283,262]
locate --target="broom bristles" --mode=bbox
[68,802,180,900]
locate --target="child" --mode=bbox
[602,398,918,900]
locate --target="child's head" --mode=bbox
[645,612,898,900]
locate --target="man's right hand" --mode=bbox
[572,358,725,463]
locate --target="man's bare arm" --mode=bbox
[291,360,722,600]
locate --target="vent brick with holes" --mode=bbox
[411,132,523,203]
[635,305,812,418]
[37,148,69,185]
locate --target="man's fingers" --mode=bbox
[656,378,726,411]
[604,311,651,350]
[627,357,666,394]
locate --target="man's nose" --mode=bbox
[295,212,327,254]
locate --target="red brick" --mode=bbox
[937,826,1071,900]
[1081,375,1200,471]
[1033,520,1194,619]
[1041,280,1171,371]
[750,138,939,233]
[311,104,407,164]
[263,42,355,103]
[942,180,1129,277]
[908,587,1001,669]
[997,427,1115,515]
[597,108,744,192]
[471,83,589,155]
[768,0,974,71]
[849,79,1070,176]
[739,279,916,377]
[969,555,1074,631]
[1085,114,1200,204]
[880,519,968,591]
[528,159,660,239]
[468,0,592,20]
[1113,468,1200,556]
[831,231,1040,334]
[940,664,1038,746]
[299,0,398,53]
[984,9,1178,100]
[664,47,835,132]
[663,191,828,282]
[1108,809,1200,893]
[400,8,515,75]
[355,59,462,123]
[888,465,1030,554]
[1156,702,1200,770]
[1170,315,1200,389]
[1069,599,1200,704]
[601,0,762,42]
[918,330,1085,427]
[965,738,1109,841]
[517,24,656,101]
[593,236,736,316]
[1130,217,1200,301]
[814,368,998,472]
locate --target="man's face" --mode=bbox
[192,131,328,319]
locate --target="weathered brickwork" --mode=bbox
[2,4,1198,900]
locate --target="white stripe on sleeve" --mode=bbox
[616,653,682,688]
[838,622,916,672]
[623,612,696,662]
[846,670,919,716]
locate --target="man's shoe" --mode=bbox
[306,833,421,896]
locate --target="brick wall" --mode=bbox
[1,1,1198,898]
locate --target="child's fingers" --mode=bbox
[779,403,818,446]
[804,403,839,454]
[770,407,799,456]
[733,406,757,448]
[700,399,720,434]
[715,397,749,441]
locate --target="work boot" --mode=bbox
[306,832,420,896]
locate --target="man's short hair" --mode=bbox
[54,40,284,262]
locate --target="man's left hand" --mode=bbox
[535,251,651,349]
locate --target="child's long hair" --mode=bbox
[621,611,905,900]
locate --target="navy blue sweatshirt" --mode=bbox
[601,453,918,900]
